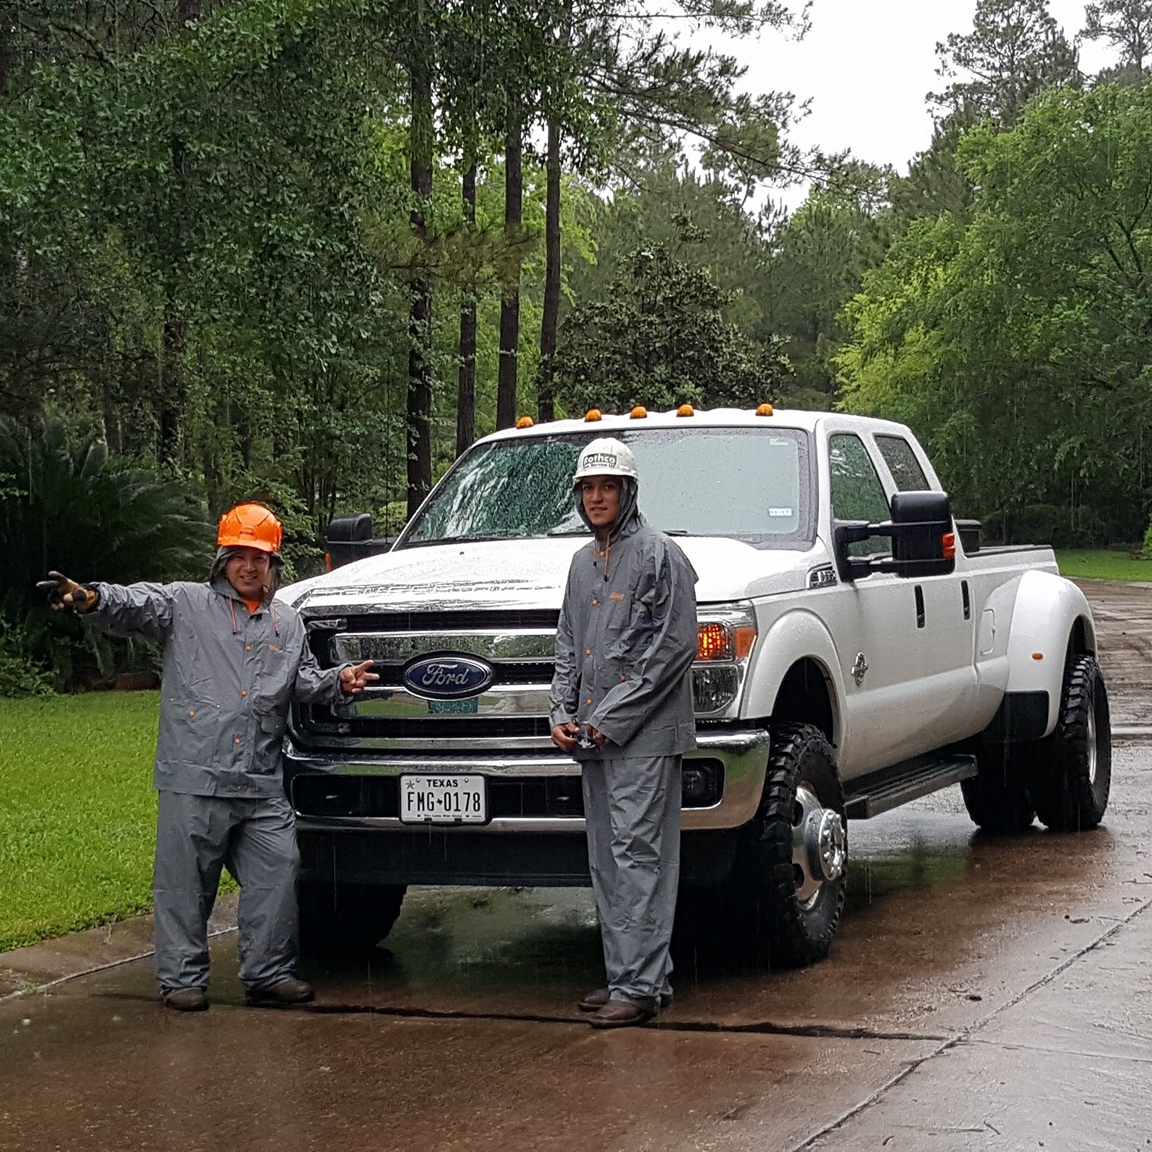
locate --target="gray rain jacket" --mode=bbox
[86,563,345,797]
[550,479,699,757]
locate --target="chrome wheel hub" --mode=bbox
[1087,698,1098,786]
[792,785,847,908]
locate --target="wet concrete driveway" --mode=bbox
[2,581,1150,1151]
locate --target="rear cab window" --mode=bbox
[875,434,930,492]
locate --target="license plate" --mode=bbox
[399,774,487,824]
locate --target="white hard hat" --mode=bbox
[573,437,639,483]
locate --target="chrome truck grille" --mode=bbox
[286,608,767,830]
[293,610,561,751]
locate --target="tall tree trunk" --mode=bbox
[407,41,434,518]
[537,116,562,423]
[159,0,200,466]
[0,20,12,94]
[497,98,523,430]
[456,141,478,457]
[159,295,187,465]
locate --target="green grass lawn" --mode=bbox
[0,692,163,951]
[1056,549,1152,582]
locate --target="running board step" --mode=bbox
[843,754,977,820]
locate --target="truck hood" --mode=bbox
[279,536,812,613]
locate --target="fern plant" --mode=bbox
[0,417,211,690]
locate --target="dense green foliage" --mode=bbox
[0,691,162,950]
[555,242,789,414]
[0,417,211,687]
[839,84,1152,544]
[3,0,1152,694]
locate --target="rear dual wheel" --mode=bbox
[1028,654,1111,832]
[960,738,1036,833]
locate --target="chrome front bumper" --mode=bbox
[285,727,770,833]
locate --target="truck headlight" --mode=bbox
[692,606,757,716]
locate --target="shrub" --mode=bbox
[0,417,212,686]
[0,620,54,697]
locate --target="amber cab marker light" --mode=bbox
[630,406,648,419]
[677,403,695,417]
[516,415,534,428]
[696,622,733,661]
[584,408,603,422]
[1032,652,1044,661]
[756,403,774,416]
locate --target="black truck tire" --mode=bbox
[1028,654,1111,832]
[960,737,1036,833]
[298,881,407,957]
[733,723,847,969]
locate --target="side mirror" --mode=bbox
[325,514,377,570]
[833,491,956,581]
[889,491,956,578]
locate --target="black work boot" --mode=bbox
[246,976,315,1008]
[162,987,209,1012]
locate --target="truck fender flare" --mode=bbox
[745,609,846,746]
[996,569,1097,737]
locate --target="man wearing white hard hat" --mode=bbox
[550,437,699,1028]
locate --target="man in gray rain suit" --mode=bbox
[550,437,699,1029]
[39,503,376,1012]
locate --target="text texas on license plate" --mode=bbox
[400,774,487,824]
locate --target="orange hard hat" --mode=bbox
[217,503,283,553]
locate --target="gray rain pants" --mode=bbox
[153,791,300,994]
[581,753,681,1005]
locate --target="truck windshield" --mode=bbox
[397,427,813,548]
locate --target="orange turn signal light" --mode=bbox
[942,532,956,559]
[696,622,757,661]
[697,622,732,661]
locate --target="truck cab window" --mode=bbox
[875,435,929,492]
[829,433,890,557]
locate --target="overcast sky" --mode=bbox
[724,0,1116,197]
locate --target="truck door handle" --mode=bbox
[961,580,971,620]
[914,585,925,628]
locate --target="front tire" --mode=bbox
[298,881,407,957]
[1028,654,1111,832]
[734,723,847,969]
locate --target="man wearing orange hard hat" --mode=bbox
[38,503,377,1012]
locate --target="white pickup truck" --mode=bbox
[278,406,1112,967]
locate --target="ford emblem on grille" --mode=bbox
[402,653,495,699]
